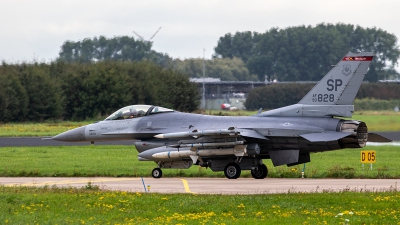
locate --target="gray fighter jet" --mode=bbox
[52,51,391,179]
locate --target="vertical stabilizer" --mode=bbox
[298,52,374,105]
[259,52,375,118]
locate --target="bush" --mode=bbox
[355,98,400,111]
[0,61,199,122]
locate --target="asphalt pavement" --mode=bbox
[0,137,134,147]
[2,177,400,194]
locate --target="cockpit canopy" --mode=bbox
[105,105,174,121]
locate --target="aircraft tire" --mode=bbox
[251,164,268,179]
[224,163,241,179]
[152,168,162,178]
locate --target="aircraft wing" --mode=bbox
[238,129,269,140]
[300,132,393,143]
[300,132,352,142]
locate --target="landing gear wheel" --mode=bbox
[251,164,268,179]
[224,163,241,179]
[152,168,162,178]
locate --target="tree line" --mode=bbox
[2,23,399,123]
[245,83,400,110]
[57,24,399,83]
[0,61,199,122]
[214,23,400,82]
[58,36,259,81]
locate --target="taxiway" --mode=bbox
[2,177,399,194]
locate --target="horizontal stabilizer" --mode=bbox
[239,129,269,140]
[368,133,392,142]
[300,132,351,142]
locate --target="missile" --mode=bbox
[154,128,238,139]
[178,141,244,148]
[152,145,246,159]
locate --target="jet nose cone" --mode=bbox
[52,126,87,142]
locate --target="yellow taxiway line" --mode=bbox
[180,179,195,194]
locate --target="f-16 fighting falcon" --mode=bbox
[52,52,391,179]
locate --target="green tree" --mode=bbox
[0,62,29,122]
[0,60,199,122]
[214,23,400,82]
[54,61,199,120]
[213,31,261,62]
[58,36,172,67]
[18,63,63,121]
[157,69,200,111]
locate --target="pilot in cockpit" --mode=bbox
[128,108,137,118]
[137,110,145,117]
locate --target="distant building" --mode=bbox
[378,79,400,83]
[190,78,267,109]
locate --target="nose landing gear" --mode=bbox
[152,168,162,178]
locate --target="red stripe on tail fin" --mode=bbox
[342,56,373,61]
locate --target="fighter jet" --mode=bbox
[52,51,391,179]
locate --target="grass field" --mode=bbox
[1,110,399,224]
[351,111,400,132]
[1,186,399,224]
[0,121,94,137]
[1,145,399,178]
[0,110,399,137]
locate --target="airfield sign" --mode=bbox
[361,150,376,163]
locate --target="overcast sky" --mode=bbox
[1,0,399,67]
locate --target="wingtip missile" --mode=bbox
[154,134,164,138]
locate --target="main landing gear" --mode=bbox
[224,163,241,179]
[223,163,268,179]
[251,164,268,179]
[151,161,269,179]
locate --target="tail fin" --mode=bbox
[298,52,374,105]
[260,52,374,118]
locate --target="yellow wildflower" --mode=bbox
[237,203,245,208]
